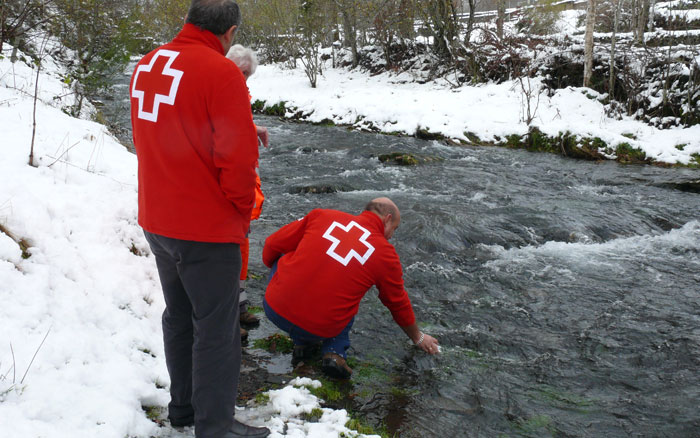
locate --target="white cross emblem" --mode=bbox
[322,221,375,266]
[131,49,184,122]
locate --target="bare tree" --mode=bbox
[609,0,621,96]
[496,0,506,40]
[583,0,596,87]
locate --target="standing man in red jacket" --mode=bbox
[262,198,439,379]
[130,1,269,437]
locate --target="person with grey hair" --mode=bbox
[130,0,270,437]
[227,44,258,79]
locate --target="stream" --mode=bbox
[102,69,700,438]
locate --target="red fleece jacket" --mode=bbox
[263,209,416,337]
[130,24,258,243]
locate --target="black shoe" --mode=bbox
[321,352,353,379]
[169,415,194,428]
[240,311,260,327]
[292,343,320,365]
[224,419,270,438]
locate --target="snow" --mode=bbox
[1,3,699,435]
[0,46,377,438]
[248,63,700,164]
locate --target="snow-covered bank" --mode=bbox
[0,47,378,438]
[248,61,700,165]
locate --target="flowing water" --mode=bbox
[103,73,700,437]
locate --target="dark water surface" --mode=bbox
[105,75,700,437]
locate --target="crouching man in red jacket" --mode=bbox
[130,1,269,437]
[262,197,439,379]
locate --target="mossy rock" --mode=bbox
[253,333,294,354]
[313,118,336,126]
[464,131,482,144]
[659,179,700,193]
[377,152,442,166]
[251,99,265,112]
[415,127,444,141]
[289,184,355,194]
[615,142,650,164]
[262,101,286,117]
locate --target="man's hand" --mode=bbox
[401,323,440,355]
[415,333,439,355]
[256,125,269,148]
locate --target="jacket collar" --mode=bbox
[173,23,225,55]
[360,210,385,235]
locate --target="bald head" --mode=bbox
[365,197,401,239]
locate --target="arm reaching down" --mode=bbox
[401,323,439,355]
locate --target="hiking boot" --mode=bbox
[169,415,194,429]
[224,418,270,438]
[240,311,260,327]
[321,352,353,379]
[292,342,321,365]
[240,327,248,340]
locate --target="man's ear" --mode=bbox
[225,25,237,44]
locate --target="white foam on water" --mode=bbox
[484,221,700,270]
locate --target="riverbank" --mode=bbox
[245,5,700,168]
[0,45,383,438]
[248,61,700,167]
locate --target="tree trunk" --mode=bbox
[583,0,596,88]
[648,0,656,32]
[466,0,475,45]
[609,0,621,97]
[636,0,649,45]
[497,0,506,40]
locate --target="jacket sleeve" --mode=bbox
[209,72,259,217]
[262,213,311,267]
[375,246,416,327]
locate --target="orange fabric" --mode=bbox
[251,174,264,220]
[240,237,249,281]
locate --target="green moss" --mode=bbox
[525,127,558,153]
[247,305,263,314]
[621,132,637,140]
[18,239,31,259]
[345,418,390,437]
[464,349,482,359]
[378,152,419,166]
[313,118,336,126]
[352,360,390,384]
[300,407,324,422]
[415,127,444,141]
[307,377,344,402]
[254,392,270,406]
[513,414,555,436]
[262,101,286,117]
[247,271,263,280]
[142,405,164,423]
[532,385,594,412]
[253,333,294,354]
[251,99,265,112]
[615,142,649,164]
[464,131,482,144]
[675,143,687,151]
[505,134,523,148]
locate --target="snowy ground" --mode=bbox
[0,47,379,438]
[246,6,700,166]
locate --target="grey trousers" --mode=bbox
[144,231,241,438]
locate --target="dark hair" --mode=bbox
[364,199,398,219]
[186,0,241,36]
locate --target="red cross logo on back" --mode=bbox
[131,49,183,122]
[322,221,375,266]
